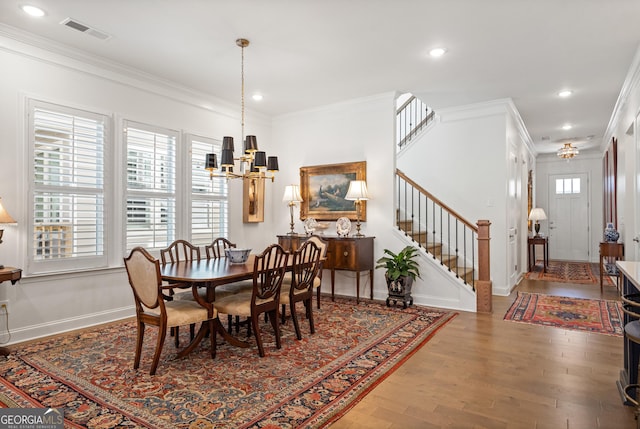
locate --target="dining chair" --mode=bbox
[213,244,289,357]
[160,239,201,346]
[204,237,250,332]
[205,237,236,260]
[305,235,328,309]
[280,240,322,340]
[123,247,216,375]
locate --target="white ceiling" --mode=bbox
[2,0,640,155]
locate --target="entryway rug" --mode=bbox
[525,260,615,286]
[0,297,456,428]
[504,292,623,336]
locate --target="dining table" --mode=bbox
[159,256,258,357]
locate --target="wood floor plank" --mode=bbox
[332,278,637,428]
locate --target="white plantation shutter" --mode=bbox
[125,122,177,250]
[190,136,229,246]
[29,101,107,272]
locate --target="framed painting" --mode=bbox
[299,161,366,221]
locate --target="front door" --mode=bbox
[547,173,589,260]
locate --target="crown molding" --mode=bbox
[0,24,269,122]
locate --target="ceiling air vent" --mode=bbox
[60,18,111,40]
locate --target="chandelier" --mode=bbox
[205,39,279,181]
[557,142,579,159]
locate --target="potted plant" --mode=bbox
[375,245,421,308]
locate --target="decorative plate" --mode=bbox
[336,217,351,237]
[304,217,318,235]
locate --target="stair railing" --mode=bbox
[395,169,492,312]
[396,95,436,150]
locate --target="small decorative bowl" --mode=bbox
[225,248,251,264]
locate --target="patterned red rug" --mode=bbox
[0,297,455,428]
[524,260,615,286]
[504,292,623,336]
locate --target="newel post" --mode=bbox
[476,220,492,313]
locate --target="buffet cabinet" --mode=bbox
[277,235,374,303]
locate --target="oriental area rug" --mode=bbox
[0,297,456,428]
[504,292,623,336]
[525,260,615,286]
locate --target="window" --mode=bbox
[26,102,227,274]
[555,177,581,194]
[189,135,229,246]
[29,100,108,272]
[125,122,177,250]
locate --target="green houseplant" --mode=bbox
[375,246,421,308]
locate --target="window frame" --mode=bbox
[27,99,111,275]
[187,134,229,246]
[123,120,179,252]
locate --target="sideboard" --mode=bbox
[277,235,375,303]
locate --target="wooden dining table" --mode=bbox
[159,256,258,357]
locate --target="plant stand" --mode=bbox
[386,277,413,309]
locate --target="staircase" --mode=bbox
[397,217,475,286]
[395,95,492,312]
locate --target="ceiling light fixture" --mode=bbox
[21,5,45,17]
[429,47,447,58]
[562,124,572,130]
[558,89,572,98]
[557,142,579,160]
[205,39,279,182]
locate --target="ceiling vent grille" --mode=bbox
[60,18,111,40]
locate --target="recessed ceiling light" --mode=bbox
[429,47,447,58]
[21,5,45,17]
[562,124,572,130]
[558,89,572,98]
[252,94,263,101]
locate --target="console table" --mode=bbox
[0,267,21,357]
[277,235,375,303]
[528,236,548,273]
[599,242,624,292]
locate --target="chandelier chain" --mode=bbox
[240,40,245,142]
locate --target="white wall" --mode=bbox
[603,46,640,262]
[0,36,276,343]
[271,94,401,302]
[396,99,533,296]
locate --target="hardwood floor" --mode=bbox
[332,276,638,428]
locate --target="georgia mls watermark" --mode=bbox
[0,408,63,429]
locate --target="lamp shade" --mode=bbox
[253,151,267,168]
[345,180,369,201]
[528,207,547,221]
[244,135,258,153]
[222,136,235,151]
[267,156,279,172]
[282,185,303,203]
[220,149,235,168]
[205,153,218,170]
[0,199,16,224]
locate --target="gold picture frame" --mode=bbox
[299,161,366,221]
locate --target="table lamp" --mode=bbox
[0,198,17,269]
[528,207,547,237]
[345,180,369,237]
[282,185,303,235]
